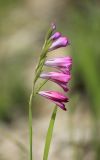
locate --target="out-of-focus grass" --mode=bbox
[0,0,100,121]
[0,0,22,10]
[59,2,100,159]
[0,0,22,21]
[60,2,100,119]
[0,51,32,121]
[0,1,100,159]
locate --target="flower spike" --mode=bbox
[28,23,72,160]
[36,24,72,111]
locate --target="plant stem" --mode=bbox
[43,105,57,160]
[28,25,53,160]
[36,80,49,94]
[29,85,34,160]
[28,79,48,160]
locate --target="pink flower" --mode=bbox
[40,72,71,91]
[50,32,61,40]
[40,72,71,83]
[45,56,72,68]
[48,37,70,51]
[45,56,72,73]
[38,90,68,110]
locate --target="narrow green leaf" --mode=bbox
[43,106,57,160]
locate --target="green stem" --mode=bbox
[34,54,49,87]
[29,85,34,160]
[43,105,57,160]
[28,79,48,160]
[36,79,49,94]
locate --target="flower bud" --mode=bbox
[49,37,70,51]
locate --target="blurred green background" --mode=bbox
[0,0,100,160]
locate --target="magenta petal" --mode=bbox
[48,37,70,51]
[44,78,69,92]
[52,80,69,92]
[38,90,69,103]
[56,81,69,92]
[59,68,71,74]
[40,72,71,83]
[51,101,67,111]
[38,90,68,111]
[45,56,72,74]
[50,32,61,40]
[45,56,72,69]
[40,72,71,92]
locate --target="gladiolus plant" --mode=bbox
[28,23,72,160]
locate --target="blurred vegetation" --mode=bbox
[0,0,100,160]
[60,1,100,159]
[0,0,100,121]
[59,0,100,119]
[0,52,30,121]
